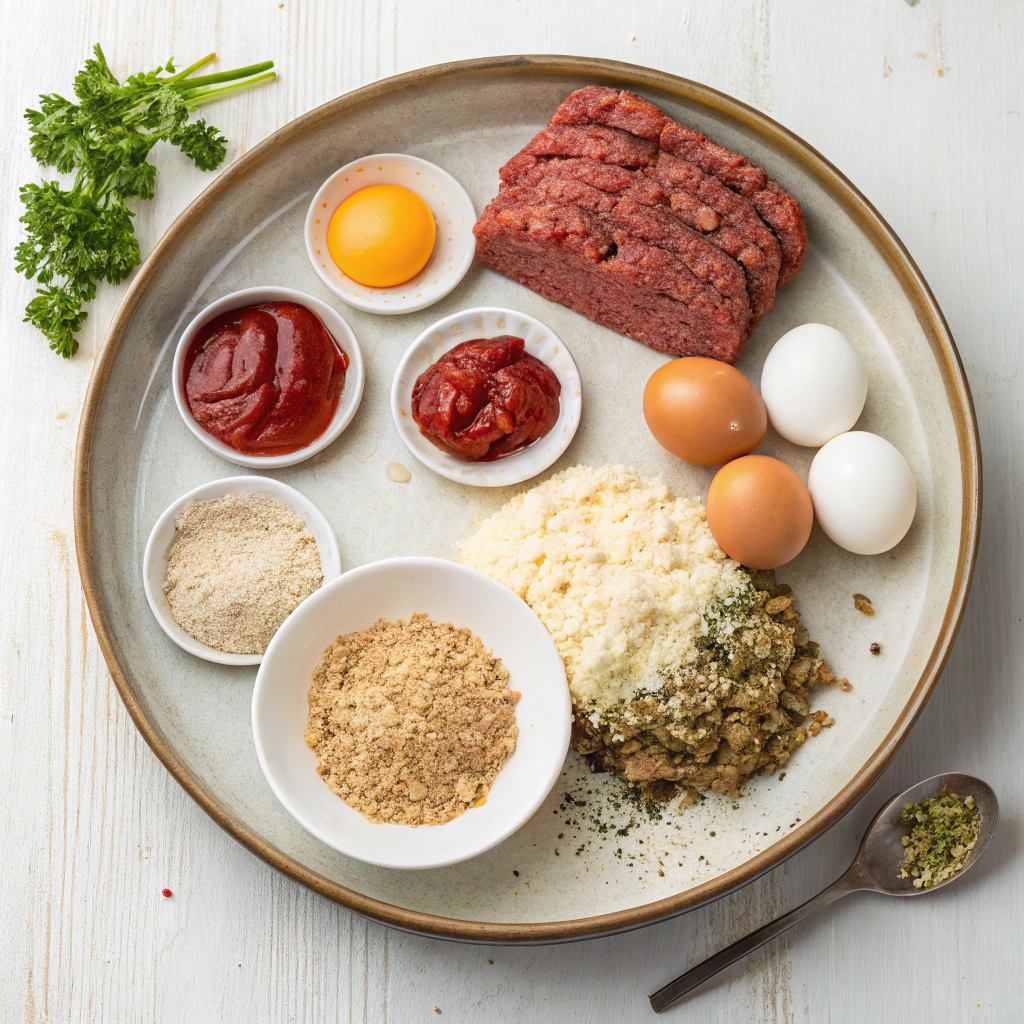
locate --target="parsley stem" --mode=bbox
[163,52,217,84]
[173,61,275,91]
[183,71,277,109]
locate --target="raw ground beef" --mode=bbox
[504,153,780,321]
[552,86,807,283]
[475,86,807,360]
[475,186,751,361]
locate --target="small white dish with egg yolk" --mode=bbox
[391,306,583,487]
[251,556,572,869]
[305,153,476,315]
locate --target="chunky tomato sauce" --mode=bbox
[411,336,561,461]
[184,301,348,456]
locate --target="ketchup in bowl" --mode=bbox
[411,336,561,461]
[184,301,348,457]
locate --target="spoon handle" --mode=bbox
[649,877,853,1013]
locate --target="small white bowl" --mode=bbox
[304,153,476,315]
[143,476,342,666]
[391,307,583,487]
[172,286,364,469]
[251,557,571,869]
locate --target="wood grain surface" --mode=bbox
[2,1,1021,1021]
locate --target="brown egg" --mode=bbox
[706,455,813,569]
[643,357,767,466]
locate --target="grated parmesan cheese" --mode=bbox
[459,465,749,715]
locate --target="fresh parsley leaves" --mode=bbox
[16,45,274,357]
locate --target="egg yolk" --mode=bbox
[327,184,436,288]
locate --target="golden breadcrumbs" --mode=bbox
[305,614,519,826]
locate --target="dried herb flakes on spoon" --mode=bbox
[899,788,980,889]
[15,45,275,358]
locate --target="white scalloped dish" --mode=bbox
[304,153,476,315]
[390,307,583,487]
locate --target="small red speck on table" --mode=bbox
[161,888,173,898]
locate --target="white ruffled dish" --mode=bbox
[171,286,364,470]
[143,476,342,666]
[304,153,476,315]
[390,307,583,487]
[251,557,571,869]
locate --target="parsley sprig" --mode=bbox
[16,45,275,357]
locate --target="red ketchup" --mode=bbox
[411,336,561,461]
[184,301,348,456]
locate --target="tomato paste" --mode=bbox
[184,302,348,456]
[411,336,561,461]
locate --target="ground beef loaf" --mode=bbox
[504,153,779,323]
[550,84,669,142]
[660,122,806,284]
[502,123,658,175]
[550,85,807,283]
[517,175,751,325]
[474,187,752,360]
[646,153,782,320]
[477,89,806,358]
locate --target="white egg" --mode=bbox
[808,431,917,555]
[760,324,867,446]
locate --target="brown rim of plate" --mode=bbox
[73,54,982,944]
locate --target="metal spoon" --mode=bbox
[650,772,999,1014]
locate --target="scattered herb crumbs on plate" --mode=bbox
[899,788,980,889]
[853,593,875,615]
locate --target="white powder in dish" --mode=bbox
[163,492,323,655]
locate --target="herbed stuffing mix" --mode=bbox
[573,569,841,800]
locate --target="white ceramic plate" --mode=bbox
[143,476,342,666]
[171,286,365,469]
[391,307,583,486]
[252,557,571,869]
[304,153,476,314]
[77,59,979,942]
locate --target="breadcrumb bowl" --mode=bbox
[251,557,571,869]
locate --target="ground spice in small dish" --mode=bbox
[305,613,520,826]
[899,788,980,888]
[162,492,323,655]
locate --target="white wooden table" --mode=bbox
[3,2,1021,1020]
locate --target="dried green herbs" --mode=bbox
[899,788,980,889]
